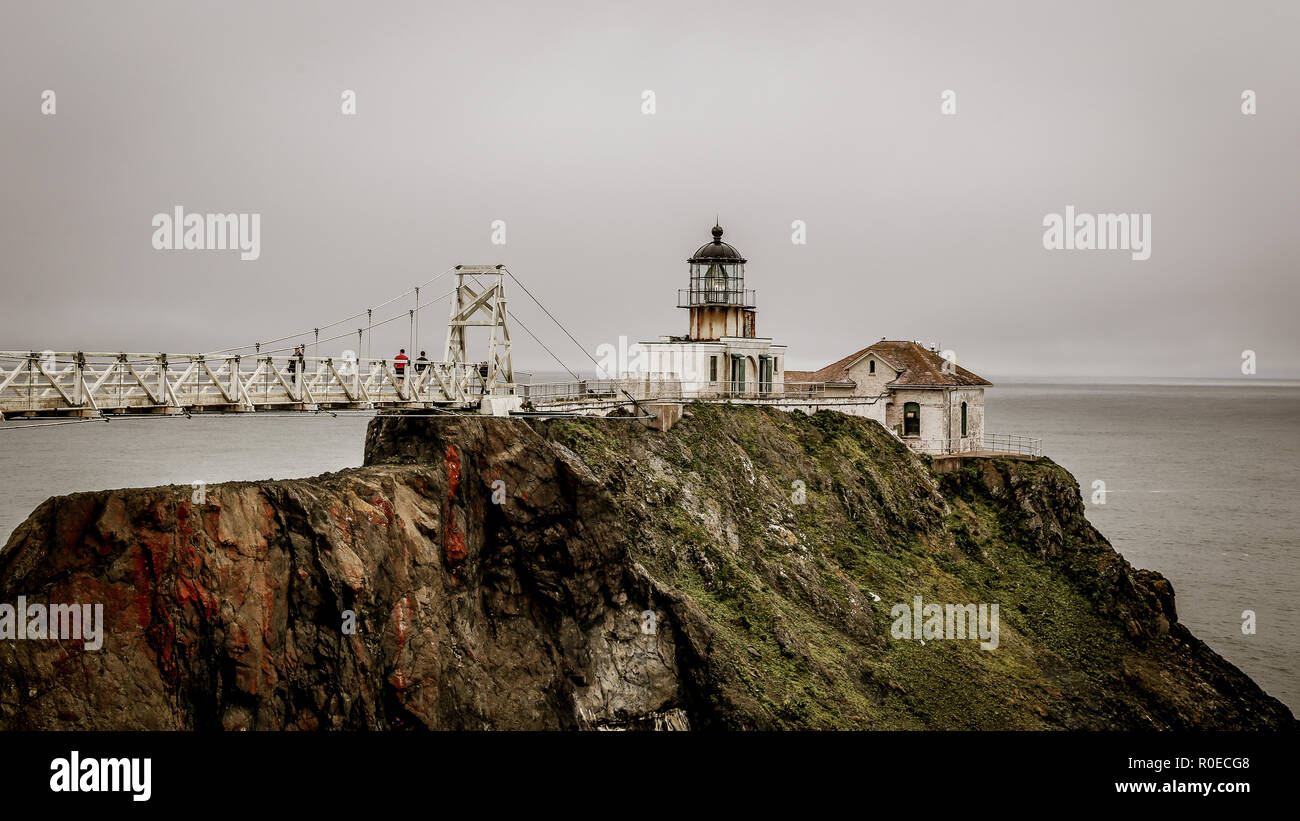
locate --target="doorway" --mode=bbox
[903,402,920,436]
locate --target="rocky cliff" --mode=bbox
[0,405,1293,729]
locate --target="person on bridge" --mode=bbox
[394,349,409,384]
[414,351,429,374]
[287,346,304,386]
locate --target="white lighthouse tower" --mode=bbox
[634,223,787,397]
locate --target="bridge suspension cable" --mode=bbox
[203,266,458,357]
[501,267,605,375]
[252,287,458,357]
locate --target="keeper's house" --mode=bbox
[785,340,992,451]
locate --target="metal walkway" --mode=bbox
[0,265,520,419]
[0,351,495,417]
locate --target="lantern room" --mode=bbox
[679,224,757,341]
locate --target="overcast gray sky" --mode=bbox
[2,0,1297,379]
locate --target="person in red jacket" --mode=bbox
[393,348,409,384]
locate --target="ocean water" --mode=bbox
[986,382,1300,714]
[0,382,1296,713]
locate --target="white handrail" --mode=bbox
[0,351,488,414]
[902,434,1043,457]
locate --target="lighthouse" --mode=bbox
[635,223,787,397]
[681,224,757,340]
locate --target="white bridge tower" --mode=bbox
[444,265,520,414]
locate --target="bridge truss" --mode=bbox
[0,351,493,418]
[0,263,522,419]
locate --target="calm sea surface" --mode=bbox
[1,381,1296,712]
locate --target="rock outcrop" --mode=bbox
[0,405,1293,729]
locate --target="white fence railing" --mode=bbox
[519,378,812,405]
[902,433,1043,458]
[781,381,827,399]
[520,380,621,403]
[0,351,495,416]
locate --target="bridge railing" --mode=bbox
[0,351,489,415]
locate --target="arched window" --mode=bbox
[903,402,920,436]
[961,402,968,437]
[869,359,875,374]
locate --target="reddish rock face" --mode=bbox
[0,408,1293,731]
[0,416,686,730]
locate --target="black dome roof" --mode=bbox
[689,224,746,263]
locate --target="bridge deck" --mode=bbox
[0,352,503,418]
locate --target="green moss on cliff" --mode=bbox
[529,404,1292,729]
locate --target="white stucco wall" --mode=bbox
[883,387,986,448]
[636,339,786,396]
[843,352,901,396]
[947,387,986,447]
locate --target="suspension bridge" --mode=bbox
[0,265,587,421]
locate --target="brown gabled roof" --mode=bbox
[790,346,876,384]
[786,341,992,388]
[868,340,992,387]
